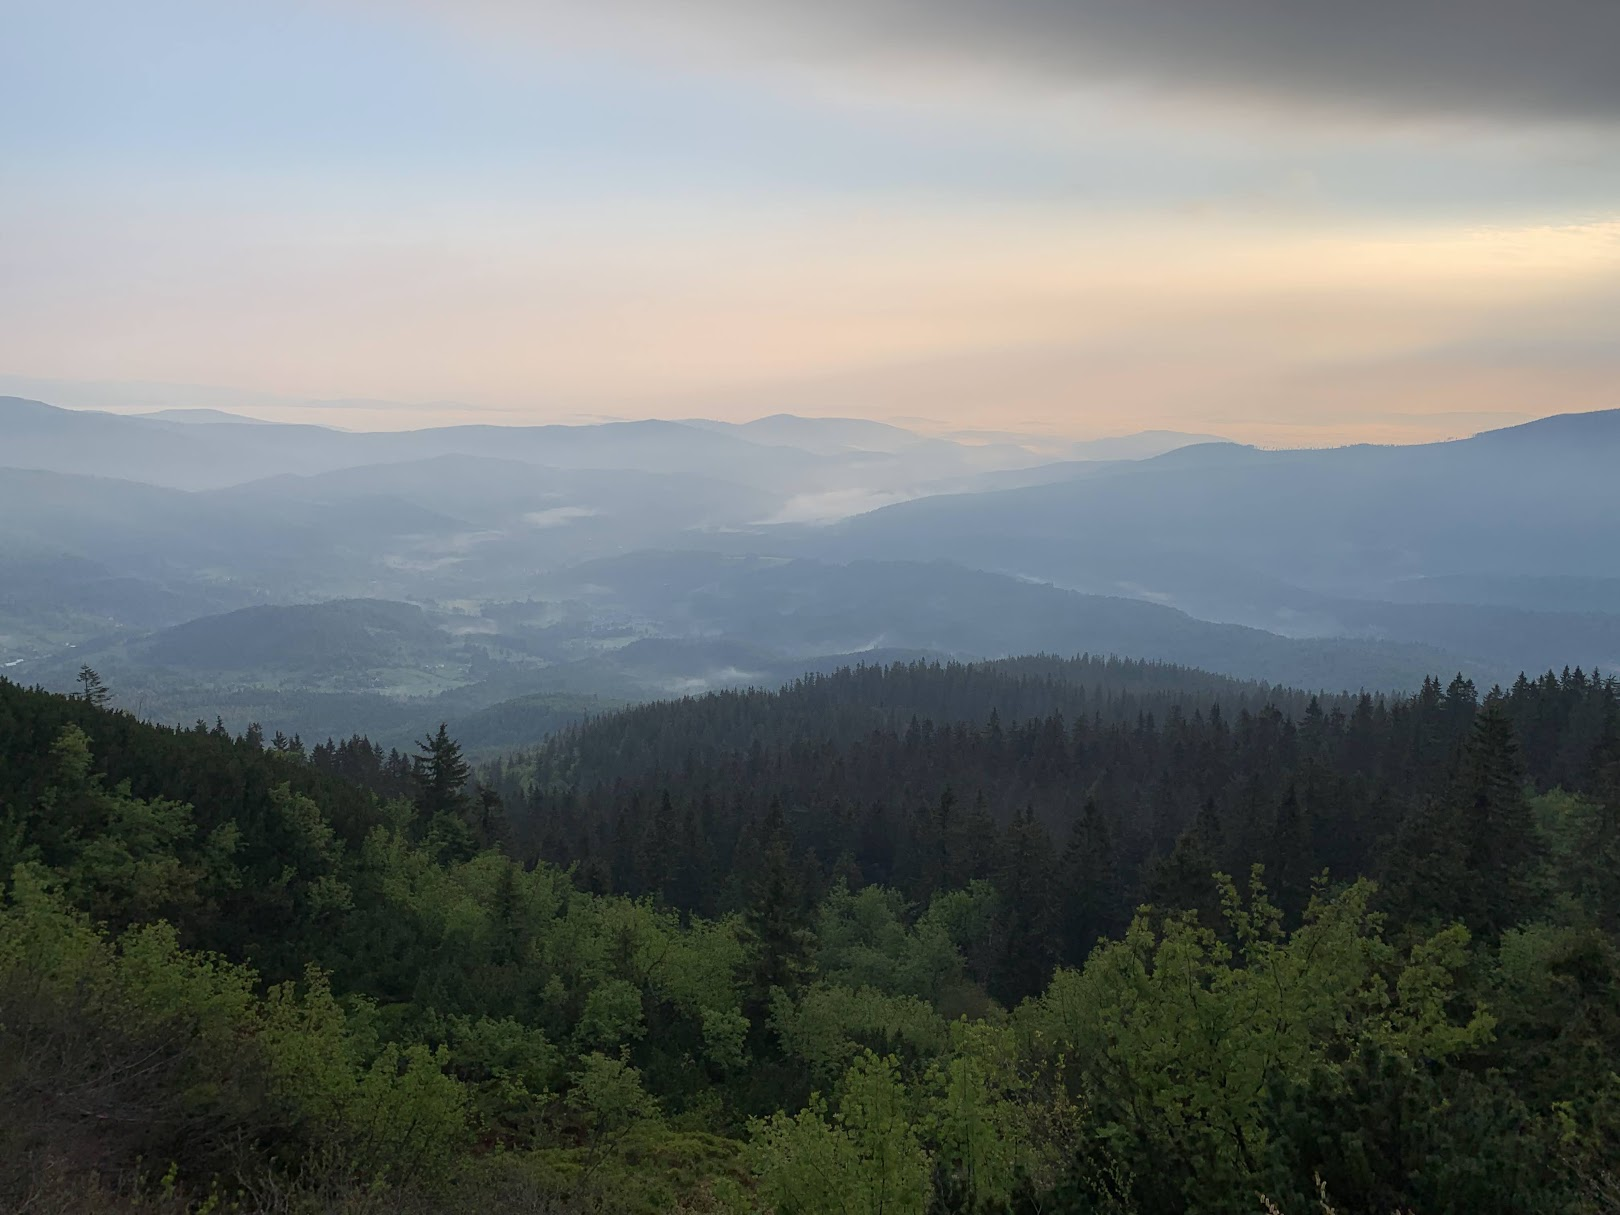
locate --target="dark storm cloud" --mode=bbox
[720,0,1620,123]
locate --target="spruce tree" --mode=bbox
[639,790,678,898]
[1381,699,1544,938]
[1193,795,1226,859]
[1456,699,1543,935]
[412,722,471,820]
[740,803,815,1018]
[1060,797,1126,964]
[75,665,111,708]
[473,784,508,850]
[992,806,1057,1002]
[1266,784,1313,918]
[1569,704,1620,932]
[1145,828,1223,932]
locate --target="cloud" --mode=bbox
[420,0,1620,127]
[5,174,1616,442]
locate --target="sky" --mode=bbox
[2,0,1618,444]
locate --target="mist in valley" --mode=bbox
[5,394,1617,751]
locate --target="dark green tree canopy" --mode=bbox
[2,660,1618,1215]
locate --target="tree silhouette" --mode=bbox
[75,665,111,708]
[413,722,471,820]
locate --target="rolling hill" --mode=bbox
[798,410,1620,625]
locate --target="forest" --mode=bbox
[1,656,1617,1214]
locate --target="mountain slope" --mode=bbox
[803,410,1620,615]
[532,551,1474,689]
[138,599,448,674]
[0,397,833,492]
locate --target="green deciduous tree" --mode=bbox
[1019,872,1493,1213]
[749,1051,930,1215]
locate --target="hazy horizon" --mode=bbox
[0,374,1591,448]
[6,2,1617,445]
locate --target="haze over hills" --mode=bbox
[3,395,1617,747]
[21,566,1471,748]
[798,411,1620,620]
[137,407,276,425]
[0,396,1050,493]
[683,413,946,455]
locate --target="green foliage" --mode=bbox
[436,1012,559,1138]
[413,721,472,821]
[749,1052,931,1215]
[1019,873,1493,1212]
[567,1049,665,1185]
[921,1021,1051,1210]
[0,869,469,1196]
[771,984,949,1082]
[577,978,648,1050]
[701,1006,751,1074]
[816,882,974,1004]
[259,967,470,1185]
[1540,789,1620,933]
[4,669,1620,1213]
[22,725,218,928]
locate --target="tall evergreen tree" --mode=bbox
[75,665,111,708]
[1266,784,1313,918]
[1145,828,1223,932]
[992,806,1058,1002]
[413,722,472,820]
[639,790,679,898]
[1193,795,1226,861]
[740,803,816,1019]
[1456,699,1543,936]
[1060,797,1125,964]
[1568,706,1620,933]
[473,784,508,850]
[1382,699,1544,938]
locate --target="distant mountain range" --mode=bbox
[4,394,1616,749]
[0,395,1227,495]
[137,407,277,425]
[794,411,1620,625]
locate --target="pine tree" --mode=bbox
[1266,784,1313,918]
[638,790,679,898]
[1568,702,1620,932]
[412,723,471,820]
[75,665,111,708]
[670,803,714,916]
[1456,699,1543,936]
[1193,795,1226,859]
[489,860,525,967]
[1060,797,1125,964]
[930,786,959,897]
[1145,828,1223,932]
[992,806,1057,1002]
[473,784,508,850]
[1381,699,1544,938]
[740,803,815,1019]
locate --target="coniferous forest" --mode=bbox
[3,656,1619,1214]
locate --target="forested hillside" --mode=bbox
[2,660,1619,1213]
[502,658,1615,946]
